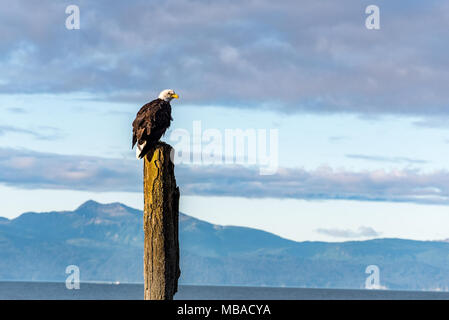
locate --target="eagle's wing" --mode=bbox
[132,99,172,149]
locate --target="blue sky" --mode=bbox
[1,0,449,242]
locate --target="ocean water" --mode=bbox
[1,281,449,300]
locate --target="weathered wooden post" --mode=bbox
[143,142,180,300]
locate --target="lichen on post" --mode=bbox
[143,142,180,300]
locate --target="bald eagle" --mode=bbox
[132,89,179,159]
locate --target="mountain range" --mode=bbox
[1,200,449,291]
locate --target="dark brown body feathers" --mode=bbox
[132,98,172,158]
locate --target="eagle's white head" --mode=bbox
[158,89,179,102]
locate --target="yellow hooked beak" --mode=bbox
[172,93,179,99]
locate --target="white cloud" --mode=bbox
[0,0,448,116]
[316,226,381,238]
[2,148,449,205]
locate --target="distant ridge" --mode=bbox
[1,200,449,291]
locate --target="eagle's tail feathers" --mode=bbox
[136,141,147,159]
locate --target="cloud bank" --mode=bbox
[316,226,381,238]
[0,0,448,115]
[346,154,428,164]
[2,148,449,205]
[0,125,62,141]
